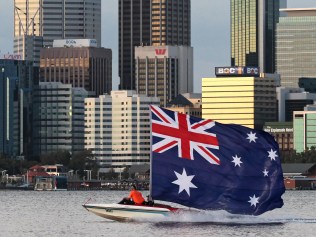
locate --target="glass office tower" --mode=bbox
[118,0,151,90]
[276,9,316,88]
[151,0,191,46]
[119,0,191,90]
[231,0,280,73]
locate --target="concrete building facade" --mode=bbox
[13,35,43,67]
[84,90,160,171]
[277,87,316,122]
[39,40,112,96]
[167,93,202,118]
[293,111,316,153]
[135,45,193,106]
[263,122,293,153]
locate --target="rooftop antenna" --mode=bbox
[15,0,42,36]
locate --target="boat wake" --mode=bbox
[135,210,316,225]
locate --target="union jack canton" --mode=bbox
[150,105,220,165]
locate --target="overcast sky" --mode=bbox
[1,0,315,92]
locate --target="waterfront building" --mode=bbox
[32,82,88,156]
[202,68,279,129]
[135,45,193,106]
[276,8,316,88]
[277,87,316,122]
[119,0,191,90]
[263,122,293,153]
[0,59,34,160]
[14,0,101,47]
[293,111,316,153]
[231,0,281,73]
[84,90,160,172]
[166,93,202,118]
[39,39,112,96]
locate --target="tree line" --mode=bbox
[1,148,316,177]
[0,150,98,177]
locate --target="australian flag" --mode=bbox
[150,105,285,216]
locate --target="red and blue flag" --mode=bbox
[150,105,285,215]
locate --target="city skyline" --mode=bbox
[0,0,315,92]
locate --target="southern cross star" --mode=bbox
[172,168,197,196]
[246,131,258,143]
[268,149,278,161]
[263,169,269,177]
[248,194,260,207]
[232,155,243,167]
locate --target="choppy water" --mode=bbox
[0,190,315,237]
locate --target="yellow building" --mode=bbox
[202,73,279,129]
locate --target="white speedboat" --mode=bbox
[83,203,180,222]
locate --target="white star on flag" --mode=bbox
[232,155,243,167]
[246,131,258,143]
[248,194,260,207]
[172,168,197,196]
[268,149,278,161]
[263,169,269,177]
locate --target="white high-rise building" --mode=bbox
[14,0,101,47]
[84,91,160,171]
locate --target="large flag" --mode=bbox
[150,105,285,216]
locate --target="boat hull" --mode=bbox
[83,203,174,222]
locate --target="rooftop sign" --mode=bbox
[53,39,98,48]
[215,66,260,77]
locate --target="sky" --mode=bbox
[0,0,316,93]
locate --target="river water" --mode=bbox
[0,190,315,237]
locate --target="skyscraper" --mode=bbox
[276,8,316,88]
[231,0,281,73]
[14,0,101,47]
[151,0,191,46]
[119,0,191,90]
[118,0,151,90]
[0,59,34,159]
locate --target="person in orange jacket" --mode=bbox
[119,185,145,205]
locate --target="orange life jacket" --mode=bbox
[128,190,145,204]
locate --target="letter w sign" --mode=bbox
[155,49,167,55]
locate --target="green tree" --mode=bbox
[121,167,130,179]
[69,150,98,179]
[40,150,71,166]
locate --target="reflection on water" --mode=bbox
[0,190,315,237]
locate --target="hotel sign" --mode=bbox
[215,66,260,77]
[264,128,293,133]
